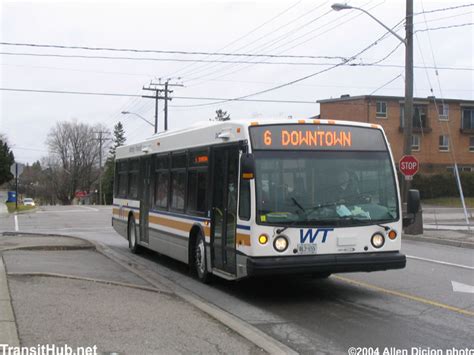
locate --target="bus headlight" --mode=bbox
[371,233,385,248]
[274,236,288,252]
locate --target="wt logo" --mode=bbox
[299,228,334,244]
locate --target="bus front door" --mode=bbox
[139,157,151,245]
[211,146,239,275]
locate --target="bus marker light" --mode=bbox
[388,230,397,240]
[371,233,385,248]
[259,234,268,245]
[274,236,288,252]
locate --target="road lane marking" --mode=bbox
[78,205,99,211]
[407,255,474,270]
[452,281,474,294]
[14,214,19,232]
[334,275,474,317]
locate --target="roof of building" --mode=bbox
[317,94,474,104]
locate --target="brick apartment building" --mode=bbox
[317,95,474,174]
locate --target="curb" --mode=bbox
[0,256,20,347]
[1,232,297,355]
[404,234,474,249]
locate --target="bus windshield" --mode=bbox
[254,151,399,227]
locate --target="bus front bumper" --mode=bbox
[246,251,406,276]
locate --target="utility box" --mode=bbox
[7,191,16,203]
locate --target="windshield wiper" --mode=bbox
[291,197,306,213]
[275,198,306,234]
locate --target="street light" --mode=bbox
[331,1,414,203]
[121,111,156,132]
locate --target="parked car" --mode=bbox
[23,198,36,207]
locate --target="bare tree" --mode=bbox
[45,121,109,204]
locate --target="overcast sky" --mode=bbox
[1,0,473,164]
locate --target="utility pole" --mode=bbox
[402,0,414,203]
[142,85,165,134]
[94,131,111,205]
[149,79,184,131]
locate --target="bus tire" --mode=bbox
[128,216,141,254]
[195,232,211,283]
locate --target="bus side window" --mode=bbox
[239,177,250,220]
[117,161,128,198]
[128,160,139,199]
[155,155,170,209]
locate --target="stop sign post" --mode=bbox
[399,155,419,180]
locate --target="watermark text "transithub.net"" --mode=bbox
[0,344,98,355]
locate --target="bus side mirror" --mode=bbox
[403,189,420,227]
[241,153,255,180]
[407,189,420,215]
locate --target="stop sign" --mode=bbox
[399,155,419,177]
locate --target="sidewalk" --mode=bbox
[0,234,264,354]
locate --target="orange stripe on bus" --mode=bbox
[148,215,211,237]
[236,233,251,246]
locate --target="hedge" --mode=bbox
[409,172,474,199]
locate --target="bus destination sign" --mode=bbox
[250,124,386,151]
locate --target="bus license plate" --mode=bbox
[297,244,317,255]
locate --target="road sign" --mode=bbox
[10,163,25,177]
[399,155,419,179]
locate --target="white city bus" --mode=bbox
[112,119,419,282]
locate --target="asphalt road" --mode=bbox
[1,206,473,354]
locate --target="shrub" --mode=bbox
[410,172,474,199]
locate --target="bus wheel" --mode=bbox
[195,232,210,283]
[128,217,141,254]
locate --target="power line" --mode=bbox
[0,51,347,65]
[172,28,410,108]
[415,22,474,33]
[165,0,305,78]
[414,3,474,16]
[0,41,345,61]
[183,1,392,86]
[174,1,333,80]
[0,87,319,104]
[1,51,471,71]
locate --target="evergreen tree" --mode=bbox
[0,137,15,186]
[103,122,126,204]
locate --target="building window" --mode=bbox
[439,135,449,152]
[470,137,474,152]
[437,103,449,120]
[376,101,387,118]
[412,134,420,151]
[400,104,428,128]
[462,108,474,130]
